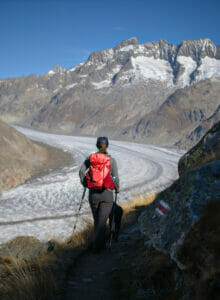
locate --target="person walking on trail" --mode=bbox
[79,136,121,253]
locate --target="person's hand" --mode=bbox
[116,188,120,193]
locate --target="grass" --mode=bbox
[0,191,156,300]
[120,192,156,226]
[0,224,94,300]
[0,255,58,300]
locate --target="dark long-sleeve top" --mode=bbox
[79,154,120,190]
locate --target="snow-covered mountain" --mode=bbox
[63,37,220,89]
[0,37,219,149]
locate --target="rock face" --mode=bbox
[178,121,220,175]
[0,120,73,194]
[139,122,220,268]
[0,38,220,149]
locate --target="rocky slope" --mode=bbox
[0,38,220,149]
[0,120,73,194]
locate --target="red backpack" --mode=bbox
[86,153,115,190]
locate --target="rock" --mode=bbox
[139,122,220,267]
[178,121,220,175]
[139,160,220,267]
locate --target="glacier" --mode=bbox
[0,127,184,244]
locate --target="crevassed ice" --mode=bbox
[0,126,183,243]
[196,57,220,82]
[176,56,197,87]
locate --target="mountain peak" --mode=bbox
[178,38,216,58]
[48,65,66,75]
[114,37,138,50]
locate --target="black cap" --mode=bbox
[96,136,109,149]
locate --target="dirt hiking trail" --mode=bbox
[65,224,142,300]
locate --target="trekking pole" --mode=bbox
[72,187,87,235]
[109,191,118,249]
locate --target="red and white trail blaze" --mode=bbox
[156,200,171,216]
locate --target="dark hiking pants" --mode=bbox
[89,189,113,251]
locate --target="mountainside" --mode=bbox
[0,37,220,149]
[0,120,73,193]
[123,77,220,147]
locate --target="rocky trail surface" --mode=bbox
[0,127,184,244]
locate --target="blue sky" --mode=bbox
[0,0,219,78]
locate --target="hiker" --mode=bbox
[79,136,122,253]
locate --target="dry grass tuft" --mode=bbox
[120,192,156,225]
[65,222,93,248]
[0,256,58,300]
[0,223,94,299]
[0,256,13,265]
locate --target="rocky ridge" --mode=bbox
[0,38,220,149]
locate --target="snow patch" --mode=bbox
[119,45,134,52]
[66,83,78,90]
[48,70,55,75]
[176,56,197,87]
[196,57,220,82]
[134,45,147,55]
[69,62,84,72]
[118,56,173,86]
[111,65,121,74]
[92,79,111,89]
[92,65,121,89]
[96,63,106,70]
